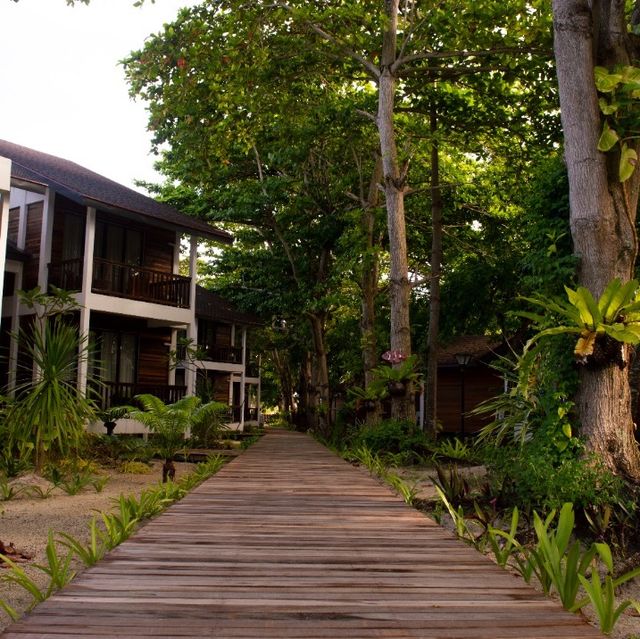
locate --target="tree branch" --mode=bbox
[394,45,550,69]
[273,1,380,79]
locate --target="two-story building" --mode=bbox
[0,140,261,433]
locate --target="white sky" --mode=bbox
[0,0,198,192]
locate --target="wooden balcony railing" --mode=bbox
[92,259,191,308]
[49,258,191,308]
[98,381,187,410]
[181,345,243,364]
[207,345,243,364]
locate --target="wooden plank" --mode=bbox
[0,430,603,639]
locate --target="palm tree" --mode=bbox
[127,394,226,482]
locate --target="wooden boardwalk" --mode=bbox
[1,430,602,638]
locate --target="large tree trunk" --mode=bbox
[361,156,383,425]
[425,107,443,437]
[553,0,640,479]
[378,0,414,422]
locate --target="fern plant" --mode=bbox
[520,278,640,367]
[127,394,226,482]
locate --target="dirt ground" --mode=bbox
[0,460,196,633]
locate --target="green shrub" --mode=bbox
[482,443,629,514]
[350,419,433,458]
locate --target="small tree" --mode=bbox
[7,288,95,472]
[127,394,226,482]
[9,318,94,472]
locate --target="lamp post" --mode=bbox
[455,353,472,435]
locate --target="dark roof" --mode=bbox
[196,286,263,327]
[437,335,505,367]
[0,140,231,244]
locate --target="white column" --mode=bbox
[168,328,177,386]
[37,188,55,293]
[173,232,181,274]
[7,267,22,394]
[184,236,198,396]
[76,207,96,397]
[0,157,11,319]
[16,188,28,250]
[189,235,197,310]
[79,207,96,302]
[77,306,91,397]
[239,327,247,428]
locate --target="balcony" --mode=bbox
[49,258,191,308]
[180,344,243,364]
[97,381,187,410]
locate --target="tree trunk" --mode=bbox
[361,156,383,426]
[425,106,443,436]
[297,351,312,431]
[552,0,640,479]
[308,312,331,436]
[378,0,414,422]
[272,347,295,420]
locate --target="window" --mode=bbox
[62,213,84,262]
[92,330,138,384]
[95,221,142,266]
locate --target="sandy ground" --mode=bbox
[0,460,195,633]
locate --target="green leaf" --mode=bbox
[598,278,623,320]
[598,98,619,115]
[594,542,613,574]
[594,66,623,92]
[516,310,548,325]
[565,286,599,327]
[619,143,638,182]
[598,120,619,151]
[602,278,638,321]
[562,422,572,438]
[602,325,640,344]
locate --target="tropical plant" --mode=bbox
[434,438,477,463]
[24,484,55,499]
[433,464,471,504]
[371,355,422,385]
[1,531,75,609]
[0,476,24,501]
[520,278,640,366]
[8,308,96,472]
[573,543,640,634]
[58,469,99,496]
[57,519,107,567]
[96,405,130,436]
[433,485,476,543]
[127,394,226,482]
[527,503,597,608]
[486,508,521,568]
[386,472,419,505]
